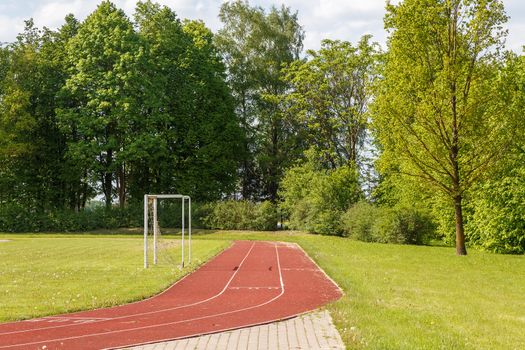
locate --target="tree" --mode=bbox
[216,0,304,201]
[58,1,143,208]
[280,37,379,169]
[131,1,244,201]
[373,0,516,255]
[0,18,80,210]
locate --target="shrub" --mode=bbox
[253,201,280,231]
[0,203,142,232]
[371,207,434,245]
[279,151,362,235]
[341,203,435,245]
[202,200,278,231]
[341,202,379,241]
[466,165,525,254]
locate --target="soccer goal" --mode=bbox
[143,194,191,269]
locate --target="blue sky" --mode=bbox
[0,0,523,52]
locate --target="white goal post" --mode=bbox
[143,194,192,269]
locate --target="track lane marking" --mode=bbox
[1,242,285,349]
[0,242,256,337]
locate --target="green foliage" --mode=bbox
[341,202,379,241]
[373,0,516,254]
[342,202,434,245]
[58,1,144,208]
[0,203,140,232]
[202,200,279,231]
[371,206,435,245]
[466,150,525,254]
[0,18,81,210]
[216,0,305,200]
[279,37,380,167]
[0,1,244,218]
[279,150,362,235]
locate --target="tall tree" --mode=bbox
[0,18,79,210]
[373,0,516,255]
[216,0,304,201]
[58,1,142,208]
[131,1,244,201]
[280,37,379,169]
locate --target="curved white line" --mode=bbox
[0,241,194,328]
[2,243,285,349]
[0,242,256,337]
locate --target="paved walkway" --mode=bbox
[122,310,345,350]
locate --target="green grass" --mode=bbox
[0,234,228,322]
[198,231,525,350]
[1,230,524,349]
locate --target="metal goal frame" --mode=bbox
[143,194,191,268]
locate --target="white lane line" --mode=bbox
[229,287,280,290]
[0,242,256,337]
[45,317,111,320]
[291,243,343,295]
[3,243,286,350]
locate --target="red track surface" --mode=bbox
[0,241,342,350]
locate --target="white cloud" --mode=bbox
[33,0,93,30]
[0,0,522,53]
[0,15,24,44]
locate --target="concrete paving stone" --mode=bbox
[267,322,279,349]
[216,331,230,349]
[227,326,240,348]
[277,318,289,349]
[237,327,250,349]
[303,314,320,348]
[121,310,345,350]
[257,324,269,350]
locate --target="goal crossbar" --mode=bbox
[143,194,192,268]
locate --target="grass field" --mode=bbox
[0,234,228,322]
[1,231,524,349]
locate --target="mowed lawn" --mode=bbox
[199,231,525,350]
[0,234,228,322]
[1,231,525,349]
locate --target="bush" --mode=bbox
[466,165,525,254]
[202,200,279,231]
[0,203,143,232]
[371,207,434,245]
[253,201,281,231]
[341,202,379,241]
[341,202,434,245]
[279,151,362,235]
[0,199,277,233]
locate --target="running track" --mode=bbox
[0,241,342,350]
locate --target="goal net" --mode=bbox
[143,194,192,269]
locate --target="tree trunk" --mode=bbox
[454,195,467,255]
[117,163,126,208]
[448,8,466,256]
[104,149,113,209]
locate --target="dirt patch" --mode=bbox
[0,239,11,243]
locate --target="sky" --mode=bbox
[0,0,524,52]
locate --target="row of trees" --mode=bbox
[0,0,523,254]
[0,1,244,211]
[0,0,375,206]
